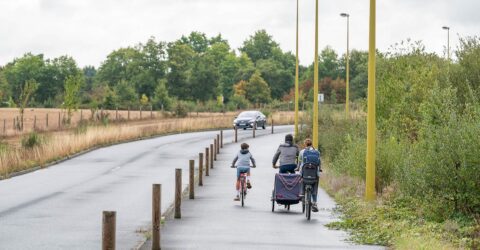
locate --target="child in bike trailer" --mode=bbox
[297,138,321,212]
[231,143,256,201]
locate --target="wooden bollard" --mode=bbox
[216,134,220,153]
[210,144,214,168]
[152,184,161,250]
[102,211,116,250]
[3,119,5,135]
[140,106,143,119]
[213,139,217,161]
[46,113,49,128]
[253,123,256,138]
[58,112,61,128]
[271,118,274,134]
[220,130,223,148]
[205,148,209,176]
[199,153,204,185]
[150,105,153,119]
[174,168,182,219]
[128,107,130,120]
[234,127,238,143]
[33,115,37,130]
[189,160,194,199]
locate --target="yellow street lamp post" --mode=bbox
[294,0,300,139]
[365,0,376,201]
[312,0,319,149]
[340,13,350,119]
[442,26,450,61]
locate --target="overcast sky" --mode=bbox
[0,0,478,67]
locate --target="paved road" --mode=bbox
[0,126,288,250]
[144,131,384,250]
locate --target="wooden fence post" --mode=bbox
[220,130,223,148]
[128,107,130,120]
[46,113,49,128]
[115,108,118,121]
[205,148,209,177]
[189,160,194,199]
[213,139,217,161]
[210,144,214,168]
[102,211,116,250]
[234,127,238,143]
[216,134,220,153]
[33,115,37,130]
[174,168,182,219]
[140,106,143,119]
[271,118,274,134]
[58,112,61,129]
[152,184,161,250]
[199,153,204,185]
[150,105,153,119]
[3,119,6,135]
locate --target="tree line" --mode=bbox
[0,30,368,113]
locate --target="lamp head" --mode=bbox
[340,13,349,18]
[442,26,450,30]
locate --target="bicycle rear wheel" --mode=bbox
[241,180,245,207]
[306,189,312,220]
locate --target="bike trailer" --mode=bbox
[273,173,302,205]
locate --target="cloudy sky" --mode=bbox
[0,0,478,67]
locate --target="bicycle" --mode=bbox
[302,181,314,220]
[301,163,320,221]
[231,165,255,207]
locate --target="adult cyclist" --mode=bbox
[297,138,321,212]
[272,134,299,173]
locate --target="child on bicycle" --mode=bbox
[231,143,256,201]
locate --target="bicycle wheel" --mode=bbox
[306,188,312,220]
[241,180,245,207]
[271,190,275,212]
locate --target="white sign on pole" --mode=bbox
[318,93,324,103]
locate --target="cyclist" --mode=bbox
[272,134,299,173]
[231,143,256,201]
[297,138,321,212]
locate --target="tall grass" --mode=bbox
[0,111,295,178]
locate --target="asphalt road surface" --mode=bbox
[144,130,384,250]
[0,125,289,249]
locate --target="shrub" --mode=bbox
[173,101,188,118]
[21,132,43,148]
[228,95,250,110]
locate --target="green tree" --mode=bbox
[240,30,280,63]
[152,79,171,110]
[167,42,195,99]
[38,56,81,106]
[3,53,44,106]
[256,58,294,99]
[63,73,84,123]
[18,79,39,130]
[179,32,209,54]
[235,72,271,105]
[114,80,137,108]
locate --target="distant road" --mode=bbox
[0,126,290,249]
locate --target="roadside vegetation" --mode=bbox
[0,111,296,178]
[297,37,480,249]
